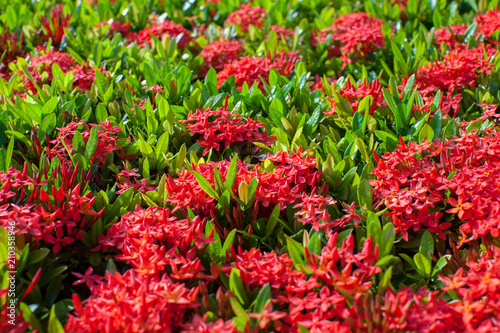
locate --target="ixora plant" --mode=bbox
[2,0,500,332]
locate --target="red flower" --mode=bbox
[180,102,275,155]
[269,50,302,76]
[268,25,294,40]
[198,39,244,74]
[217,56,272,90]
[50,120,125,165]
[475,7,500,42]
[314,13,385,68]
[65,270,200,332]
[325,78,386,116]
[217,52,301,90]
[19,48,97,94]
[415,46,495,116]
[434,24,471,48]
[225,4,267,32]
[134,19,193,48]
[107,21,134,39]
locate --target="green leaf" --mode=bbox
[304,104,322,135]
[419,231,434,261]
[378,266,393,295]
[357,178,373,209]
[39,113,57,140]
[254,283,271,313]
[4,137,14,171]
[41,96,58,118]
[28,248,50,265]
[244,177,258,209]
[431,254,451,277]
[16,244,30,276]
[224,156,238,192]
[429,110,442,140]
[382,223,395,257]
[230,269,249,306]
[285,235,305,268]
[84,125,99,163]
[265,204,281,239]
[229,297,249,323]
[367,212,382,247]
[155,132,170,162]
[419,124,434,143]
[414,253,432,279]
[192,170,219,199]
[400,253,418,272]
[221,229,236,259]
[48,305,65,333]
[269,98,284,129]
[391,41,409,75]
[402,75,415,101]
[140,139,155,159]
[104,188,134,222]
[205,68,218,95]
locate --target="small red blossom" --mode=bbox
[415,46,495,116]
[50,120,125,165]
[198,39,244,75]
[268,25,294,40]
[217,56,272,90]
[134,18,193,48]
[181,103,275,156]
[325,78,386,116]
[314,13,385,68]
[65,270,200,332]
[19,48,97,95]
[225,4,267,32]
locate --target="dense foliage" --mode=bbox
[1,0,500,332]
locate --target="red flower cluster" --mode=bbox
[371,139,449,240]
[38,4,70,47]
[225,4,267,32]
[475,7,500,41]
[415,46,494,116]
[325,78,387,116]
[66,270,200,332]
[181,104,275,155]
[221,233,381,332]
[115,165,155,195]
[269,25,294,40]
[217,56,271,90]
[198,39,244,74]
[99,206,216,280]
[371,125,500,243]
[359,245,500,332]
[20,49,96,94]
[217,52,301,90]
[434,24,473,48]
[108,21,134,39]
[270,50,301,76]
[314,13,385,67]
[50,120,125,164]
[106,18,193,49]
[436,8,500,47]
[0,162,103,253]
[165,148,322,218]
[134,19,193,48]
